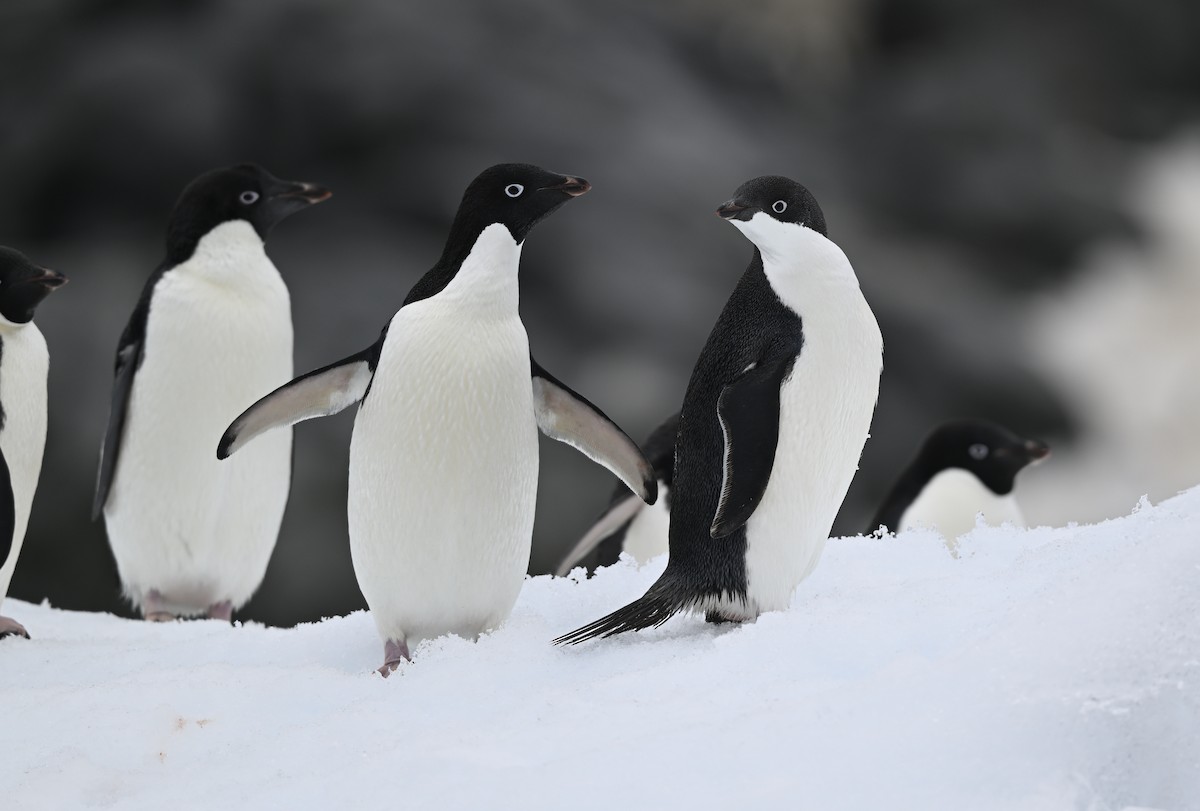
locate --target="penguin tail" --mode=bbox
[553,579,689,645]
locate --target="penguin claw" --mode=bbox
[0,616,30,639]
[377,638,411,677]
[144,611,176,622]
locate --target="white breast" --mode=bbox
[621,485,671,564]
[0,319,49,605]
[900,468,1026,542]
[735,215,883,616]
[103,220,294,615]
[348,224,539,648]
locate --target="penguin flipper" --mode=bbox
[218,350,375,460]
[93,303,151,520]
[709,352,798,538]
[530,356,658,505]
[0,449,13,565]
[554,494,643,576]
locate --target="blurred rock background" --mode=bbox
[2,0,1198,625]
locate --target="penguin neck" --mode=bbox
[426,223,523,316]
[175,220,272,287]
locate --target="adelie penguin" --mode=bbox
[94,164,330,622]
[868,420,1049,543]
[219,163,656,674]
[556,412,678,576]
[556,176,883,644]
[0,248,66,639]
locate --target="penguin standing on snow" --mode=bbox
[94,164,330,622]
[0,248,66,639]
[868,420,1049,541]
[556,412,678,576]
[557,176,883,643]
[219,164,656,674]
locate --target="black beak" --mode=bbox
[717,199,754,221]
[272,181,332,205]
[1025,440,1050,461]
[35,267,68,290]
[540,176,591,197]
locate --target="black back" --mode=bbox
[868,420,1050,533]
[93,164,328,519]
[403,163,588,306]
[661,253,804,603]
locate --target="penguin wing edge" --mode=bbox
[93,339,143,520]
[553,494,643,577]
[710,354,796,538]
[217,353,374,460]
[0,449,13,564]
[530,357,657,505]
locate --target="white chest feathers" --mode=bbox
[104,220,294,614]
[734,214,884,614]
[0,319,49,598]
[900,468,1026,540]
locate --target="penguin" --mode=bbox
[218,163,657,674]
[0,247,66,639]
[556,175,883,644]
[555,412,678,576]
[867,420,1049,541]
[94,164,330,622]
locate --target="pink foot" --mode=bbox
[207,601,233,622]
[142,590,176,622]
[377,638,411,677]
[0,615,30,639]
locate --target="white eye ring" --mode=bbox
[772,200,787,214]
[239,190,260,205]
[968,443,989,460]
[505,184,524,198]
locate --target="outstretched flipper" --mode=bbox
[531,357,657,505]
[709,353,797,538]
[554,412,679,576]
[217,331,386,460]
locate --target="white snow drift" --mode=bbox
[2,486,1198,810]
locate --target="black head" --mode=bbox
[716,175,827,236]
[0,246,67,324]
[165,164,331,264]
[917,420,1050,495]
[446,163,590,249]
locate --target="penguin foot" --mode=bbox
[704,611,742,625]
[0,615,30,639]
[207,601,233,622]
[142,590,176,622]
[377,638,411,677]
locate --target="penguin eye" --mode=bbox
[772,200,787,214]
[239,191,260,205]
[505,184,524,198]
[968,443,989,460]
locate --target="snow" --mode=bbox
[4,488,1199,811]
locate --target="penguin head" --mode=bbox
[919,420,1050,495]
[448,163,590,246]
[0,246,67,325]
[165,164,331,262]
[717,175,828,247]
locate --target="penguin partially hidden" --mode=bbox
[556,176,883,644]
[867,420,1049,542]
[94,164,330,622]
[0,248,66,639]
[219,163,656,674]
[555,412,678,576]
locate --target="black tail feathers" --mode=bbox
[553,581,690,645]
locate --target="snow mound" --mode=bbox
[4,488,1199,810]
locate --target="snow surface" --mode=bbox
[3,488,1199,811]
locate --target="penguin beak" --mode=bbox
[1024,440,1050,462]
[35,267,68,290]
[274,181,332,205]
[540,177,591,197]
[717,199,754,221]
